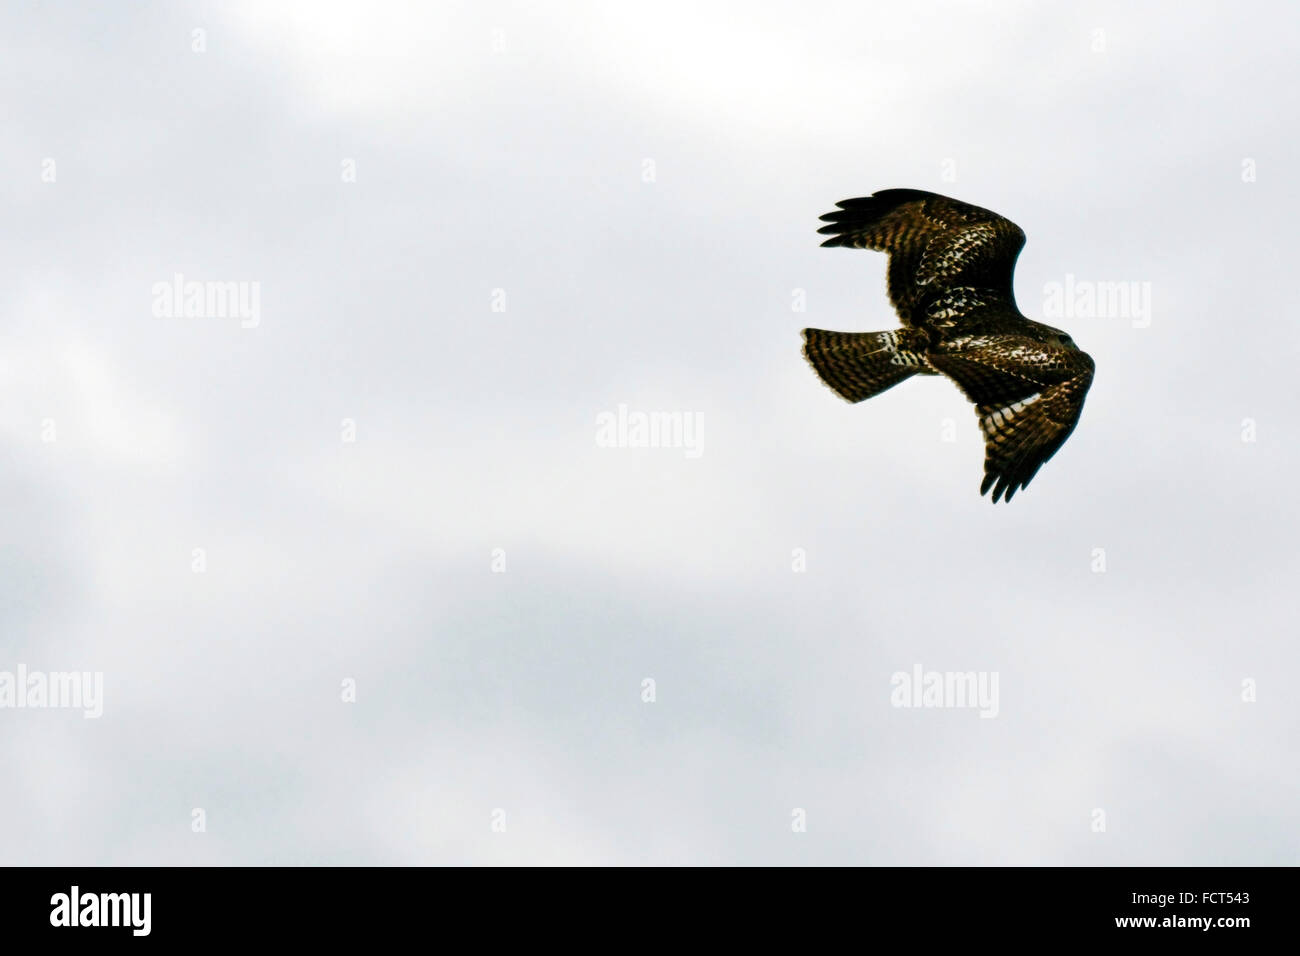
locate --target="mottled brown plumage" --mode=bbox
[803,189,1094,503]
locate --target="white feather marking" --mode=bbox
[981,393,1041,437]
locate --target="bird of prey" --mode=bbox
[802,188,1095,502]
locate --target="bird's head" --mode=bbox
[1039,324,1077,349]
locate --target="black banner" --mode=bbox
[0,866,1277,942]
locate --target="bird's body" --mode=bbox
[802,189,1094,503]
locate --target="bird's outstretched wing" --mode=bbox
[929,339,1095,503]
[816,189,1026,325]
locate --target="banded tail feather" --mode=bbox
[801,328,934,404]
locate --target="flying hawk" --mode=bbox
[802,188,1095,503]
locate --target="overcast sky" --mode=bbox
[2,0,1297,865]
